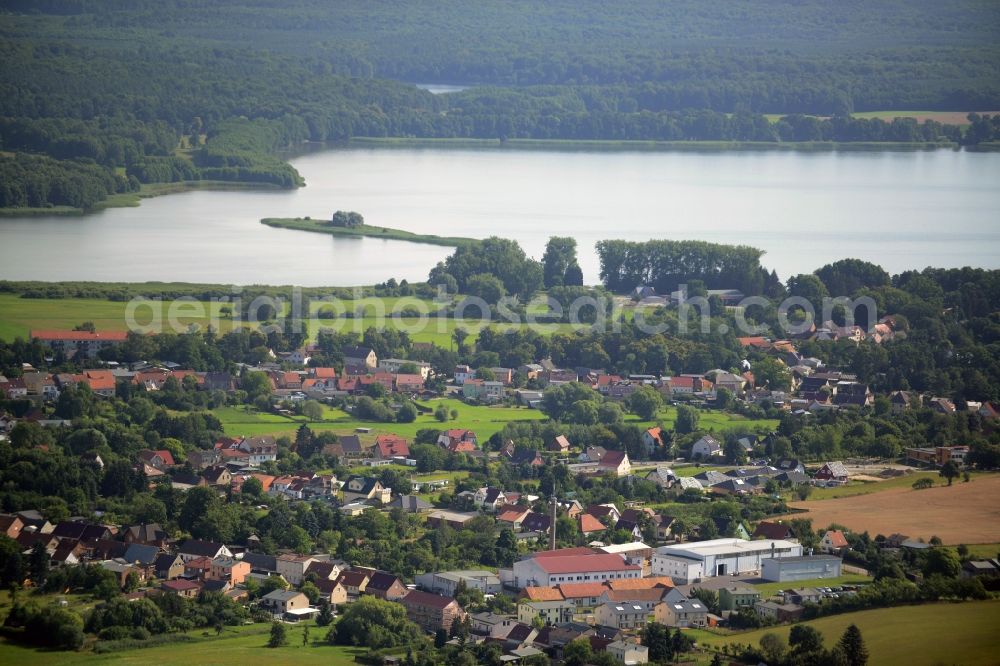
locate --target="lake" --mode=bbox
[1,146,999,287]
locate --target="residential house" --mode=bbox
[594,601,649,630]
[752,521,795,541]
[691,435,723,460]
[261,590,309,615]
[276,554,316,585]
[890,390,920,413]
[335,570,370,598]
[653,590,707,628]
[549,435,572,454]
[819,530,850,554]
[437,429,478,451]
[304,559,346,582]
[961,560,1000,579]
[453,365,475,385]
[783,588,823,605]
[209,557,251,585]
[754,601,804,623]
[598,588,668,614]
[776,459,806,475]
[374,434,410,460]
[0,514,24,539]
[497,506,532,531]
[474,487,509,512]
[343,346,377,369]
[177,539,232,563]
[607,640,650,665]
[578,513,606,536]
[579,446,608,463]
[365,571,408,601]
[642,427,664,455]
[314,578,349,606]
[161,579,201,598]
[154,553,184,580]
[123,523,169,548]
[122,543,160,575]
[399,590,465,633]
[138,449,176,471]
[462,378,504,403]
[390,495,433,513]
[203,465,232,487]
[394,374,425,394]
[814,462,849,484]
[597,450,631,477]
[341,476,391,504]
[509,448,544,467]
[718,586,761,611]
[517,599,575,626]
[378,358,432,380]
[32,329,127,359]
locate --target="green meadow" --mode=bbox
[213,400,777,442]
[0,622,367,666]
[691,599,1000,666]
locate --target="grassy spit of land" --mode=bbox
[260,217,478,247]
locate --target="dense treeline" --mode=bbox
[1,1,997,209]
[596,239,768,295]
[5,0,998,113]
[0,153,135,209]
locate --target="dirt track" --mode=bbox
[786,474,1000,544]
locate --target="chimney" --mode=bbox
[550,495,558,551]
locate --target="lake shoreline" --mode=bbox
[345,137,959,152]
[0,180,285,217]
[260,217,478,247]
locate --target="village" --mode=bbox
[0,324,997,664]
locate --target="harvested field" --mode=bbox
[786,474,1000,544]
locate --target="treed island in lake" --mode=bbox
[2,0,1000,212]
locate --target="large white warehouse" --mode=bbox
[652,538,803,583]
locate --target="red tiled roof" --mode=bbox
[521,587,565,602]
[824,530,849,548]
[578,514,606,533]
[535,553,636,575]
[402,589,458,609]
[557,582,609,598]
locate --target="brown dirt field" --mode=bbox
[786,474,1000,544]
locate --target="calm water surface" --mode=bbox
[1,147,998,286]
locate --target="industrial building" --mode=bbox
[651,538,802,584]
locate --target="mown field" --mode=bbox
[0,293,587,347]
[692,599,1000,665]
[213,400,778,442]
[795,471,942,501]
[0,622,368,666]
[785,474,1000,545]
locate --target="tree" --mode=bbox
[28,542,49,587]
[838,624,869,666]
[397,401,418,423]
[302,400,324,421]
[452,327,470,354]
[922,548,961,578]
[542,237,578,289]
[268,621,288,647]
[675,404,700,434]
[790,624,824,655]
[242,476,264,500]
[629,385,663,420]
[316,600,334,627]
[939,460,960,486]
[759,632,786,665]
[563,262,584,287]
[563,637,592,666]
[465,273,507,304]
[434,403,449,422]
[331,596,422,649]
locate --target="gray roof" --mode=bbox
[262,589,305,602]
[123,543,160,566]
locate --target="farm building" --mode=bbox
[760,555,843,582]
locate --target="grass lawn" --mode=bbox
[214,400,773,443]
[214,398,548,441]
[695,600,1000,665]
[0,622,367,666]
[749,574,872,597]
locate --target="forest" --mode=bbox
[2,2,1000,209]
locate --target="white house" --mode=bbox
[691,435,723,459]
[509,549,641,588]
